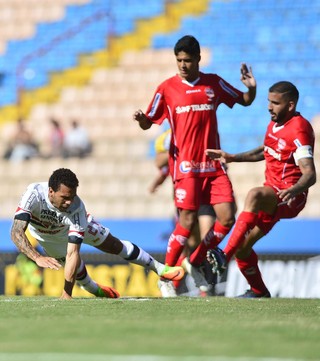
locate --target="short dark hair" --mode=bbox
[269,81,299,103]
[48,168,79,191]
[174,35,200,56]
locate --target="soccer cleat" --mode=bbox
[206,248,227,275]
[236,289,271,298]
[158,279,177,297]
[160,264,185,281]
[181,258,209,294]
[96,284,120,298]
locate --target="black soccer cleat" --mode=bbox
[206,247,227,275]
[236,289,271,298]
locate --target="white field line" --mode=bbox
[0,354,310,361]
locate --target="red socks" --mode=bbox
[224,211,257,261]
[189,220,231,266]
[165,223,191,266]
[236,250,268,295]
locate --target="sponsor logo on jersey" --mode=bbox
[179,160,217,174]
[180,161,192,173]
[40,209,64,223]
[176,103,214,114]
[175,188,187,203]
[264,145,281,161]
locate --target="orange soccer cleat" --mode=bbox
[96,284,120,298]
[160,265,185,281]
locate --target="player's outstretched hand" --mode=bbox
[35,255,61,270]
[133,110,152,130]
[240,63,256,89]
[205,149,234,164]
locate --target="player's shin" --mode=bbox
[224,211,257,261]
[165,224,190,266]
[189,221,231,266]
[236,250,269,295]
[119,240,157,270]
[76,259,99,294]
[119,240,185,280]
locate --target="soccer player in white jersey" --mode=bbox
[11,168,184,299]
[206,81,316,297]
[133,35,256,295]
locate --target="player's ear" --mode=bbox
[288,100,295,112]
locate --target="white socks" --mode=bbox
[118,240,164,275]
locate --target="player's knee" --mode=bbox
[246,187,267,204]
[98,233,122,254]
[179,210,198,230]
[235,245,252,259]
[218,216,235,229]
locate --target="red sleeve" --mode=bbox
[216,76,244,108]
[145,82,169,125]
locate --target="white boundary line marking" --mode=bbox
[0,354,309,361]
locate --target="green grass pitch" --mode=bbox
[0,296,319,361]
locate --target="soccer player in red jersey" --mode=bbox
[133,35,256,295]
[206,81,316,298]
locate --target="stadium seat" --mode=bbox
[0,0,319,221]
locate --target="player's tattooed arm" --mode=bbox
[206,146,264,163]
[11,219,41,262]
[10,219,61,270]
[233,146,265,162]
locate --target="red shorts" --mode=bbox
[173,174,235,210]
[257,186,308,235]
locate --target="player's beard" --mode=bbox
[270,109,288,124]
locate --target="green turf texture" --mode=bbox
[0,296,319,360]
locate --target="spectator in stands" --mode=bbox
[63,120,92,158]
[10,168,184,299]
[133,35,256,295]
[47,117,64,158]
[3,118,39,162]
[206,81,316,298]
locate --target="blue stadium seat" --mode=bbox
[149,0,320,152]
[0,0,318,152]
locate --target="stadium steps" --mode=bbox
[0,0,210,124]
[0,48,179,219]
[0,0,90,54]
[1,47,319,220]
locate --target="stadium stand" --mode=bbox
[0,0,319,221]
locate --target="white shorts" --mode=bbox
[31,215,110,259]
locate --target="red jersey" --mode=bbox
[145,72,243,181]
[263,113,315,189]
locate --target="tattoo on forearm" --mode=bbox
[235,146,264,162]
[11,219,40,261]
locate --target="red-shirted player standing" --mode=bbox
[133,35,256,296]
[206,81,316,298]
